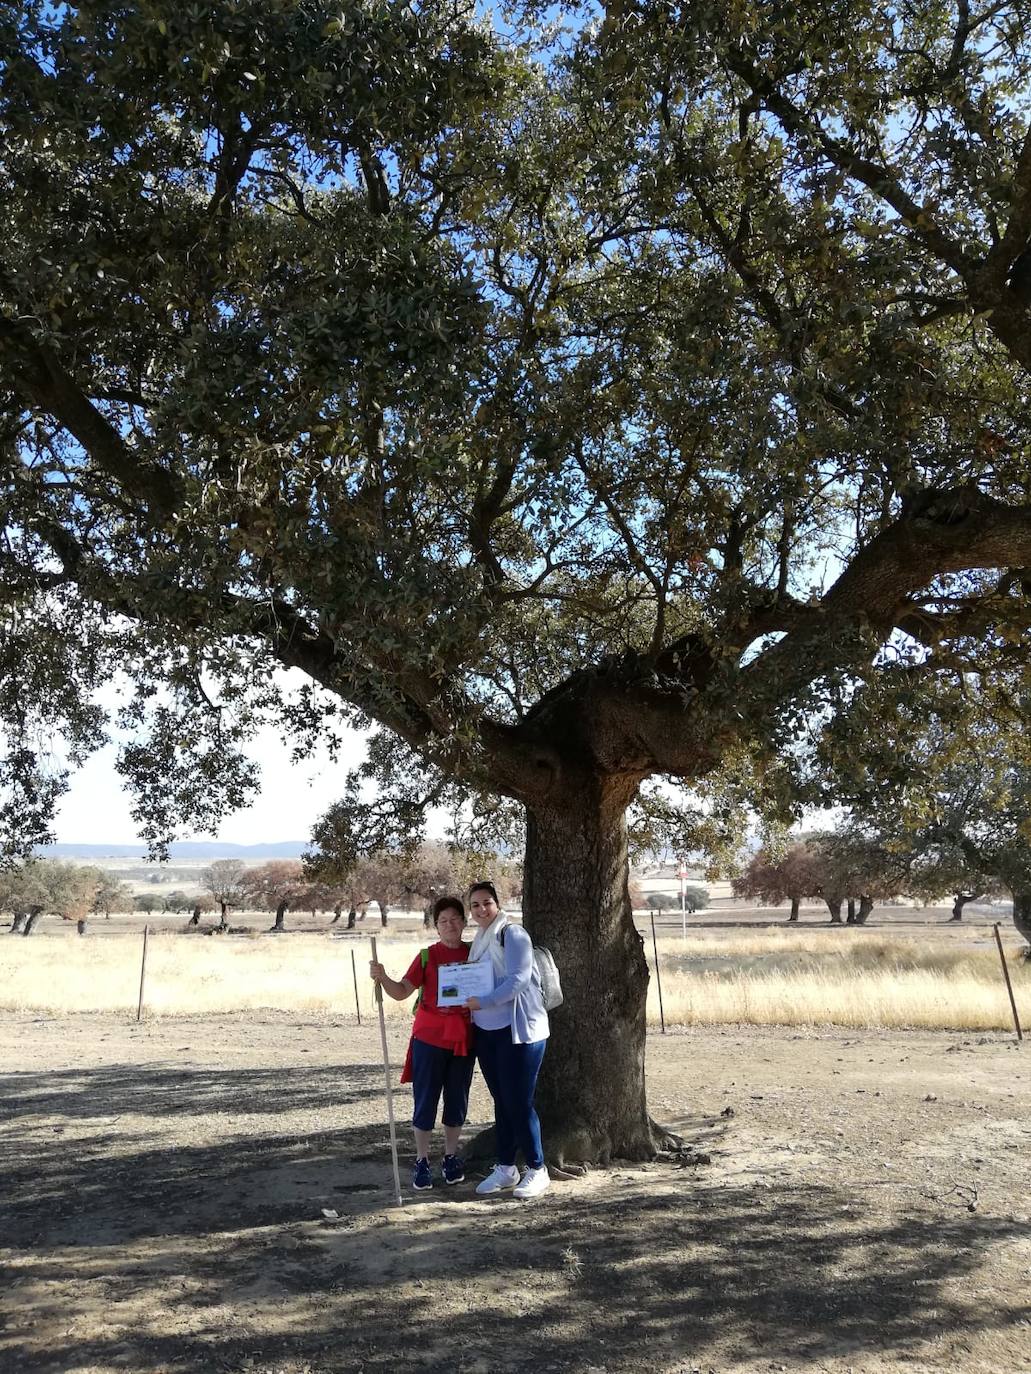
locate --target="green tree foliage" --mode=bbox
[92,876,133,917]
[1,858,104,933]
[809,673,1031,945]
[202,858,247,928]
[5,3,1031,1156]
[162,888,199,914]
[239,858,309,931]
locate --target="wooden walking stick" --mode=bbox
[370,937,404,1207]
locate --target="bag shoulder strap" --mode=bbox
[413,946,431,1011]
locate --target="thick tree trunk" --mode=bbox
[217,900,228,930]
[330,904,342,925]
[826,899,843,924]
[950,892,978,921]
[10,911,26,934]
[23,909,44,935]
[1013,890,1031,951]
[271,900,287,932]
[189,905,201,926]
[523,781,662,1168]
[852,895,875,925]
[423,903,434,929]
[347,907,357,930]
[788,896,800,922]
[378,902,388,927]
[846,898,856,923]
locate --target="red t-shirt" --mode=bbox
[403,941,472,1064]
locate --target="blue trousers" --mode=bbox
[410,1039,475,1131]
[474,1026,546,1169]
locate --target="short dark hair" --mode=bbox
[433,896,465,924]
[468,880,499,905]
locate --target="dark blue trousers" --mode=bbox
[474,1026,546,1168]
[410,1039,475,1131]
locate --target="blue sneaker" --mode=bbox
[411,1157,433,1191]
[441,1153,465,1185]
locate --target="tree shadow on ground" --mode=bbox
[4,1166,1028,1373]
[3,1062,1029,1373]
[0,1061,383,1121]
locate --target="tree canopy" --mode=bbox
[5,0,1031,1157]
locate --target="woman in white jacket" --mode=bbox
[464,880,551,1200]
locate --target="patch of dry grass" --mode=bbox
[0,926,1027,1031]
[647,930,1031,1030]
[0,931,428,1020]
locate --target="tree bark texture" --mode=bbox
[826,899,843,924]
[347,907,357,930]
[788,897,800,921]
[23,910,43,935]
[523,781,661,1167]
[10,912,26,934]
[271,900,287,932]
[330,905,342,925]
[379,903,388,928]
[189,906,201,926]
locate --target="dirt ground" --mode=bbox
[1,1002,1028,1374]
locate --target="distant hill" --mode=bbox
[37,841,308,860]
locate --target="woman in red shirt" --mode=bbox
[369,896,474,1190]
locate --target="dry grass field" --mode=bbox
[0,905,1027,1032]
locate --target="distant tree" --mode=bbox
[240,860,308,932]
[162,889,199,915]
[136,893,164,914]
[353,852,412,928]
[733,844,821,922]
[186,893,217,927]
[92,877,133,919]
[683,885,709,914]
[807,674,1031,948]
[807,830,907,926]
[645,892,679,912]
[203,860,247,930]
[1,859,103,935]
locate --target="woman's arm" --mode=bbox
[471,926,533,1008]
[369,962,415,1001]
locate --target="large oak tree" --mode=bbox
[4,1,1031,1162]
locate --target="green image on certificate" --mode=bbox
[437,961,495,1006]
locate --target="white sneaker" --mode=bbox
[513,1166,551,1200]
[475,1164,520,1196]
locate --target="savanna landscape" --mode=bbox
[2,905,1028,1374]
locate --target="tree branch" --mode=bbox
[0,315,180,516]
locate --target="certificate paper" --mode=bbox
[437,960,494,1007]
